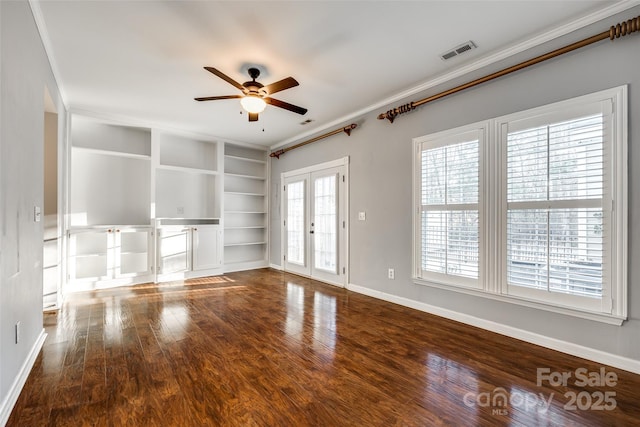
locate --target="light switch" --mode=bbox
[358,212,366,221]
[34,206,41,222]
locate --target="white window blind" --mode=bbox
[413,86,627,323]
[503,106,609,311]
[417,128,483,288]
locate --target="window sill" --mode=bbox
[413,277,625,326]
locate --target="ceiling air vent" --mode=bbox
[440,41,477,61]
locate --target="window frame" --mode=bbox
[413,123,487,290]
[412,86,627,325]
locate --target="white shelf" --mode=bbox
[157,164,218,175]
[157,132,218,172]
[72,146,151,160]
[224,154,265,164]
[225,211,266,214]
[224,242,266,247]
[72,115,152,157]
[223,143,268,270]
[224,191,265,196]
[69,225,152,231]
[225,173,265,180]
[72,253,107,258]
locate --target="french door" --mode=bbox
[282,158,348,287]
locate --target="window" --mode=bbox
[413,86,627,323]
[415,126,485,289]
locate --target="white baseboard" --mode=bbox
[347,283,640,375]
[0,329,47,426]
[223,260,269,274]
[269,263,283,271]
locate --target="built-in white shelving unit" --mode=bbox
[66,113,268,292]
[69,116,152,227]
[67,116,154,291]
[223,143,269,271]
[154,131,221,220]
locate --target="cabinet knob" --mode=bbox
[194,227,198,231]
[116,229,120,233]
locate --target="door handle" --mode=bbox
[310,230,314,234]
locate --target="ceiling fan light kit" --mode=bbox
[195,66,308,122]
[240,95,266,114]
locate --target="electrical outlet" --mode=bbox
[358,212,366,221]
[15,321,20,344]
[177,206,185,215]
[388,268,395,280]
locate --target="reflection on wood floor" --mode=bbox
[7,269,640,426]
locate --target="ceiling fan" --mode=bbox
[195,67,308,122]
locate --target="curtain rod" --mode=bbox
[270,124,357,159]
[378,15,639,123]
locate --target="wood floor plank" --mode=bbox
[7,269,640,426]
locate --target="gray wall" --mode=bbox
[270,7,640,362]
[1,0,67,413]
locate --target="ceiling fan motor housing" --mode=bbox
[244,68,268,97]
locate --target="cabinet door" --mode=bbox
[157,226,191,275]
[192,225,222,271]
[115,228,153,278]
[68,229,111,281]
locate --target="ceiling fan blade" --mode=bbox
[265,97,308,115]
[262,77,299,95]
[248,112,259,122]
[204,67,245,91]
[194,95,242,101]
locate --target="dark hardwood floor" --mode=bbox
[7,269,640,426]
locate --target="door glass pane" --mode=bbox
[159,229,189,274]
[314,175,337,273]
[287,180,305,265]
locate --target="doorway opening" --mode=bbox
[43,87,60,311]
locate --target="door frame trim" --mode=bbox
[281,156,349,287]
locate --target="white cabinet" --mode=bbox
[156,225,191,275]
[193,226,222,271]
[118,228,154,277]
[156,220,222,281]
[68,227,153,291]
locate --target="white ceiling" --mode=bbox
[34,0,629,148]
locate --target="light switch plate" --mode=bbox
[34,206,41,222]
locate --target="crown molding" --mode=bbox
[271,0,640,151]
